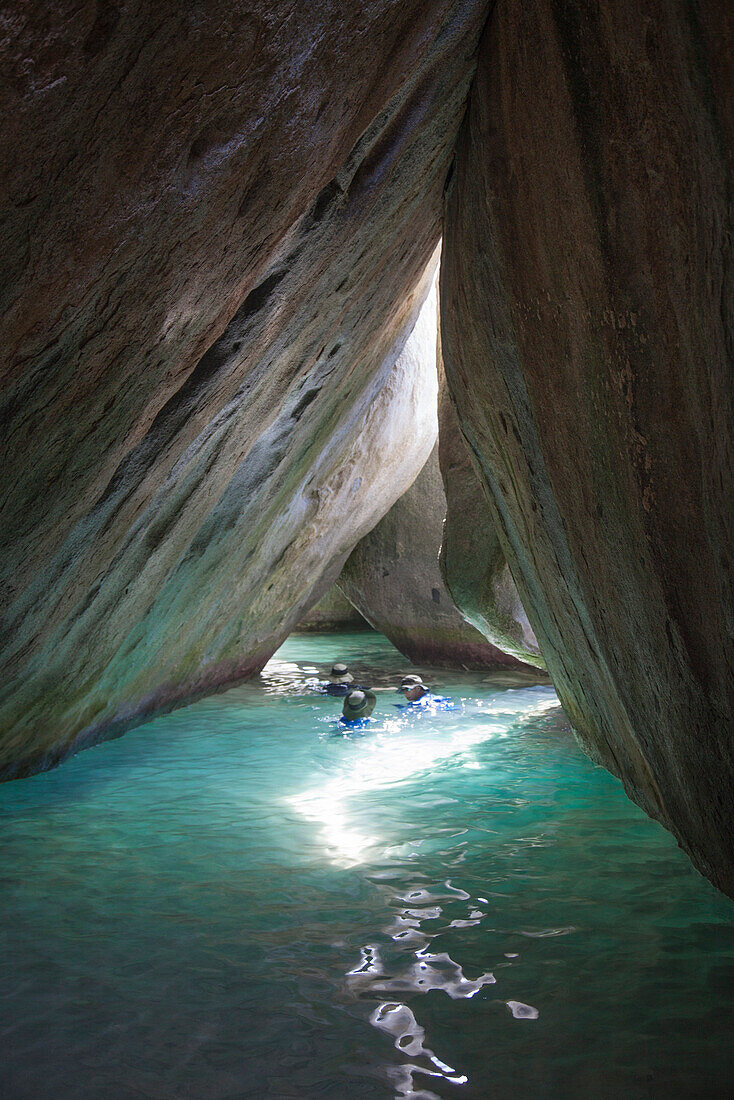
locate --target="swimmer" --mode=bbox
[397,675,452,708]
[324,662,354,697]
[341,688,377,724]
[398,674,428,702]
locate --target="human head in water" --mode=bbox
[330,662,353,684]
[399,674,427,701]
[342,689,376,722]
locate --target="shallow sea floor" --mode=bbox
[1,631,733,1098]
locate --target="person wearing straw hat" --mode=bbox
[341,688,377,724]
[325,662,359,696]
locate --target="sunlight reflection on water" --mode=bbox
[1,633,733,1099]
[288,718,507,867]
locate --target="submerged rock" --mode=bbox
[442,0,734,895]
[0,1,490,776]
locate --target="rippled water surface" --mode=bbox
[2,631,733,1098]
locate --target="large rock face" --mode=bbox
[442,0,734,894]
[340,442,535,670]
[0,1,490,776]
[438,361,544,668]
[0,260,440,776]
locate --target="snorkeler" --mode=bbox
[341,688,377,724]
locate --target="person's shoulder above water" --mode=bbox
[408,691,453,709]
[418,692,453,708]
[396,674,453,708]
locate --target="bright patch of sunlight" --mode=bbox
[289,717,505,867]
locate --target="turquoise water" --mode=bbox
[1,631,733,1099]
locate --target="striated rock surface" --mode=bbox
[0,1,490,776]
[442,0,734,894]
[340,443,536,670]
[0,262,440,775]
[438,358,544,668]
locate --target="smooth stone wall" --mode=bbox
[0,0,490,776]
[439,355,544,669]
[442,0,734,895]
[0,259,441,776]
[340,442,538,671]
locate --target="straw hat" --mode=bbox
[330,662,353,684]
